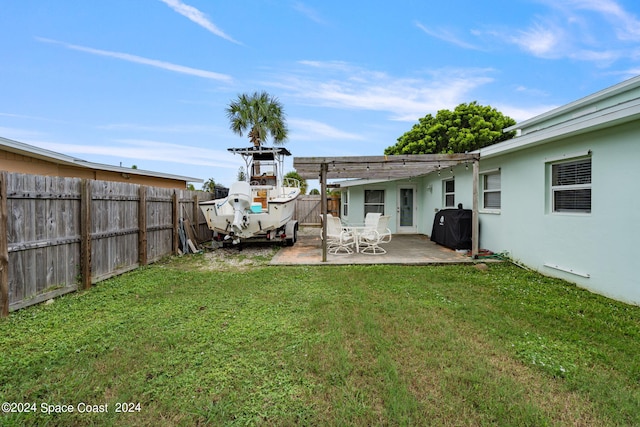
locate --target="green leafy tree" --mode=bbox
[226,91,288,147]
[284,171,307,195]
[384,102,517,155]
[202,178,216,193]
[309,188,320,195]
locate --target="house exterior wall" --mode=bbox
[418,163,474,235]
[342,166,476,235]
[343,181,399,230]
[335,76,640,305]
[476,120,639,305]
[342,118,639,304]
[343,179,428,233]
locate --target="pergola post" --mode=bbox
[320,163,328,262]
[472,159,480,258]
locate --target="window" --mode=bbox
[443,179,455,207]
[342,191,349,216]
[364,190,385,215]
[551,157,591,213]
[482,171,501,210]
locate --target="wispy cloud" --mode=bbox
[288,118,364,141]
[415,22,481,50]
[97,123,221,133]
[484,0,640,64]
[33,139,239,169]
[269,61,495,122]
[292,2,326,25]
[0,112,71,123]
[36,37,233,82]
[159,0,241,44]
[540,0,640,41]
[0,126,48,140]
[514,85,550,97]
[493,103,559,123]
[610,67,640,80]
[509,20,565,58]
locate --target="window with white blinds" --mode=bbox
[482,171,501,210]
[342,191,349,216]
[443,179,455,207]
[364,189,385,215]
[551,158,591,213]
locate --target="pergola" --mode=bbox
[294,153,481,261]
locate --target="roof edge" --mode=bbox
[483,97,640,158]
[504,74,640,132]
[1,136,202,183]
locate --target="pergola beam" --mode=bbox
[294,153,478,180]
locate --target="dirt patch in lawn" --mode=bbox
[197,227,317,271]
[200,242,281,271]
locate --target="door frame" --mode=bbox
[396,184,417,233]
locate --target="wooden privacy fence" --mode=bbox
[294,195,340,226]
[0,172,214,316]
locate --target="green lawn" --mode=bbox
[1,251,639,426]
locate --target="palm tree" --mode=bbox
[226,91,288,147]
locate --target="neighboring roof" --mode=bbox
[1,136,203,183]
[481,75,640,159]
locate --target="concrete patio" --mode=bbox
[270,230,477,265]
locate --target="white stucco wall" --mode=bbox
[342,178,428,233]
[340,119,638,304]
[419,163,474,235]
[475,120,638,305]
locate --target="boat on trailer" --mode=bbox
[199,146,301,246]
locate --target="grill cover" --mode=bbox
[430,209,472,250]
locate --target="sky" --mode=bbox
[2,0,640,189]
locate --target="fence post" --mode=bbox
[172,190,179,255]
[0,172,9,317]
[80,179,92,290]
[138,186,148,266]
[192,193,200,242]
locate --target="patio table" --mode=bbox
[342,224,373,253]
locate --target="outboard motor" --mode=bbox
[227,181,251,243]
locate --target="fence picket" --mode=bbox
[1,172,215,315]
[0,172,8,316]
[294,195,340,225]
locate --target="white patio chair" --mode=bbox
[359,215,392,255]
[320,214,355,254]
[328,216,355,254]
[364,212,382,229]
